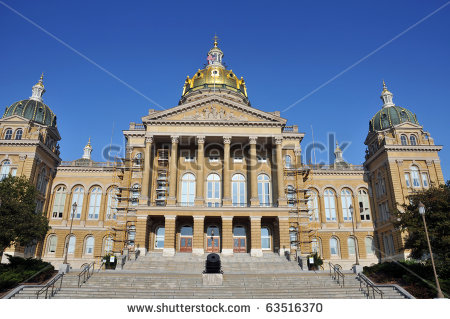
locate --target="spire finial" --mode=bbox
[40,72,44,81]
[30,73,46,102]
[213,34,219,47]
[380,79,395,108]
[82,137,93,160]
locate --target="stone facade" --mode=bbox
[0,41,444,271]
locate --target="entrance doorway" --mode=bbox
[206,225,220,253]
[233,225,247,253]
[180,225,193,252]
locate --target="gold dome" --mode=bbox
[181,37,248,102]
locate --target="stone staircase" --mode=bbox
[9,253,408,299]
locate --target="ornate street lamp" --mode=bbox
[63,202,77,266]
[418,201,445,298]
[349,204,360,266]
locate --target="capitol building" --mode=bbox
[0,38,445,271]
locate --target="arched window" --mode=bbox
[71,186,84,219]
[307,189,319,222]
[358,189,371,221]
[404,173,411,188]
[84,236,94,255]
[287,185,295,207]
[330,237,339,256]
[134,152,143,166]
[421,173,429,188]
[207,225,220,236]
[348,237,356,256]
[400,135,408,145]
[311,237,320,255]
[88,187,102,219]
[181,173,196,206]
[0,160,11,180]
[261,227,271,249]
[232,174,246,207]
[285,155,292,168]
[324,189,336,221]
[106,187,118,219]
[376,172,386,197]
[104,236,113,253]
[365,237,374,255]
[67,235,76,254]
[131,184,140,206]
[47,235,57,253]
[15,129,23,140]
[410,135,417,146]
[52,186,66,219]
[206,173,221,207]
[155,226,165,248]
[4,129,12,140]
[411,166,420,187]
[257,174,271,206]
[340,189,353,221]
[233,226,246,237]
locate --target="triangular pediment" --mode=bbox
[142,95,286,124]
[393,122,423,130]
[0,114,31,124]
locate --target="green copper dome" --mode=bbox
[3,99,57,127]
[2,74,57,127]
[369,105,418,132]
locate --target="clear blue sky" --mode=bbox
[1,0,449,179]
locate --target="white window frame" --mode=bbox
[1,160,11,180]
[340,189,353,221]
[257,174,271,206]
[261,226,271,250]
[180,173,196,206]
[365,237,375,255]
[330,237,339,256]
[88,187,102,219]
[421,173,429,188]
[358,189,371,221]
[206,173,221,207]
[405,173,411,188]
[52,186,66,219]
[348,237,356,256]
[47,235,57,254]
[324,189,336,221]
[71,186,84,219]
[232,174,246,207]
[67,236,76,255]
[155,226,165,249]
[15,129,23,140]
[84,236,94,255]
[411,166,420,188]
[4,128,12,140]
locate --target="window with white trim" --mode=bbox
[324,189,336,221]
[330,237,339,256]
[180,173,195,206]
[358,189,371,221]
[400,135,408,145]
[340,189,353,221]
[0,160,11,180]
[104,236,113,253]
[88,187,102,219]
[405,173,411,187]
[47,235,57,253]
[365,237,375,255]
[421,173,429,188]
[15,129,23,140]
[411,166,420,187]
[71,186,84,219]
[84,236,94,255]
[348,237,356,256]
[4,129,12,140]
[410,135,417,146]
[285,155,292,168]
[52,186,66,219]
[67,236,76,254]
[257,174,271,206]
[232,174,246,207]
[261,227,271,249]
[206,173,221,207]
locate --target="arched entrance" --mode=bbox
[180,225,193,252]
[155,226,165,249]
[233,225,247,253]
[206,225,220,253]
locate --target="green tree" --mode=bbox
[0,175,49,260]
[395,181,450,277]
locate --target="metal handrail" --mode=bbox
[77,262,95,288]
[357,273,384,299]
[329,262,345,287]
[36,273,64,299]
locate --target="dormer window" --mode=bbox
[400,135,408,145]
[4,129,12,140]
[410,135,417,146]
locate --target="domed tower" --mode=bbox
[179,36,250,105]
[364,81,444,262]
[0,74,61,261]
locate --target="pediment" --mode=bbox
[393,122,423,130]
[142,95,286,124]
[0,115,31,124]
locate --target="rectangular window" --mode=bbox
[233,157,243,163]
[184,156,195,162]
[421,173,429,187]
[209,156,219,163]
[404,173,411,187]
[257,156,267,163]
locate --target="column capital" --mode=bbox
[275,136,283,145]
[223,136,232,144]
[171,136,179,144]
[249,136,258,144]
[145,136,154,144]
[294,147,301,156]
[196,136,205,144]
[126,145,133,154]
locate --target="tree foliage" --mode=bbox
[395,181,450,277]
[0,175,49,257]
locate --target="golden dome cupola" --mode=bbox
[180,36,250,105]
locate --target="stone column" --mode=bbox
[249,136,260,206]
[221,216,233,255]
[275,137,287,206]
[195,136,205,206]
[250,216,262,257]
[135,216,148,255]
[222,136,232,206]
[193,216,205,255]
[278,216,290,256]
[140,136,153,205]
[167,136,179,206]
[163,215,176,256]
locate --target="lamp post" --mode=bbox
[418,201,445,298]
[349,204,360,266]
[63,202,77,265]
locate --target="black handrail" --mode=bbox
[357,273,384,299]
[329,262,345,287]
[36,273,64,299]
[77,262,95,288]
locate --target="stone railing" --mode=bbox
[129,122,145,130]
[283,125,299,133]
[60,160,116,167]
